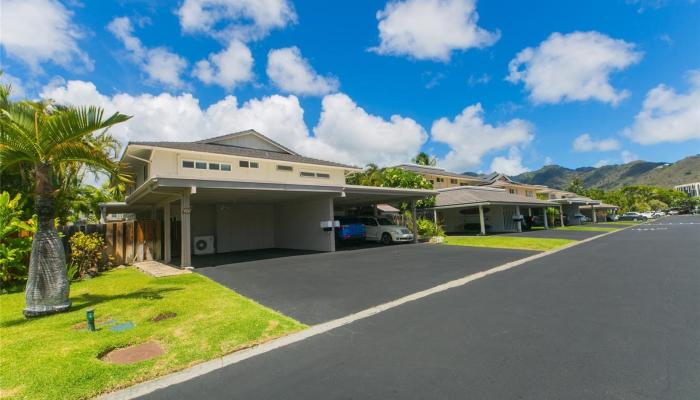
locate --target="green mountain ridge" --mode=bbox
[508,155,700,190]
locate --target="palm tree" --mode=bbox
[412,152,436,166]
[0,95,130,317]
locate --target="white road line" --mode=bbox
[97,226,634,400]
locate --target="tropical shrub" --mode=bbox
[0,192,35,291]
[416,218,444,237]
[68,232,106,279]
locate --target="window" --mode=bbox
[208,163,220,170]
[509,188,516,195]
[182,160,194,168]
[436,177,444,183]
[429,180,434,184]
[450,179,457,184]
[239,160,259,168]
[300,171,315,177]
[195,161,207,169]
[221,163,231,171]
[316,173,330,178]
[277,165,293,171]
[526,190,533,197]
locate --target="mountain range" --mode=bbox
[508,155,700,190]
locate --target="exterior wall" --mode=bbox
[141,149,346,186]
[191,205,216,238]
[417,173,484,189]
[674,182,700,197]
[274,197,334,252]
[215,204,274,252]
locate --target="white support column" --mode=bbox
[411,200,418,243]
[515,205,522,232]
[163,202,171,264]
[528,208,532,217]
[559,205,565,227]
[433,209,438,226]
[478,205,486,236]
[180,191,192,269]
[592,206,597,223]
[543,207,549,229]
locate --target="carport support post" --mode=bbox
[163,202,171,264]
[515,205,522,232]
[180,191,192,269]
[559,205,565,227]
[543,207,549,229]
[478,205,486,236]
[433,209,438,226]
[592,206,597,223]
[410,200,418,243]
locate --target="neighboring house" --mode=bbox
[432,186,558,234]
[534,187,603,224]
[674,182,700,198]
[479,173,541,198]
[103,130,435,268]
[393,164,486,189]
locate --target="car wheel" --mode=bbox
[381,232,392,245]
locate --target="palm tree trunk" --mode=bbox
[23,163,71,317]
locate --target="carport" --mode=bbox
[432,186,559,235]
[550,197,601,225]
[580,203,619,223]
[103,177,435,268]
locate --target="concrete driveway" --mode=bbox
[197,244,535,324]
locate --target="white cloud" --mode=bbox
[0,0,92,71]
[467,73,491,86]
[40,81,426,167]
[623,70,700,144]
[621,150,639,163]
[370,0,499,61]
[266,47,339,96]
[176,0,296,41]
[193,40,254,90]
[594,159,611,168]
[507,31,642,105]
[431,103,534,172]
[543,156,554,165]
[489,147,529,175]
[572,133,620,152]
[306,93,428,166]
[108,17,188,88]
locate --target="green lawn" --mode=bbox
[0,268,305,400]
[552,225,620,232]
[442,236,576,251]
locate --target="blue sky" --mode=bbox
[1,0,699,174]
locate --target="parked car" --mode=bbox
[334,216,366,243]
[607,214,619,221]
[651,211,665,218]
[668,210,679,215]
[619,212,648,221]
[359,216,413,245]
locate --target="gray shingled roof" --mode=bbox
[128,141,359,169]
[394,164,487,182]
[435,186,556,208]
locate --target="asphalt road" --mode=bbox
[197,244,534,324]
[143,215,700,400]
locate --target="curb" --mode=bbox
[97,224,633,400]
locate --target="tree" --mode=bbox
[0,93,130,317]
[411,152,436,166]
[566,178,586,195]
[346,165,434,208]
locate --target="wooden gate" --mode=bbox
[104,220,162,265]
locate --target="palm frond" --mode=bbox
[42,106,131,153]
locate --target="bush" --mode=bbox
[416,218,445,237]
[0,192,35,291]
[68,231,106,279]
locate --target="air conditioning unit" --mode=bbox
[193,235,215,255]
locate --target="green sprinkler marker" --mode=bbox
[86,309,96,331]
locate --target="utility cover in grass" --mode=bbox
[102,341,164,364]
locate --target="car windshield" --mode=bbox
[377,218,394,226]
